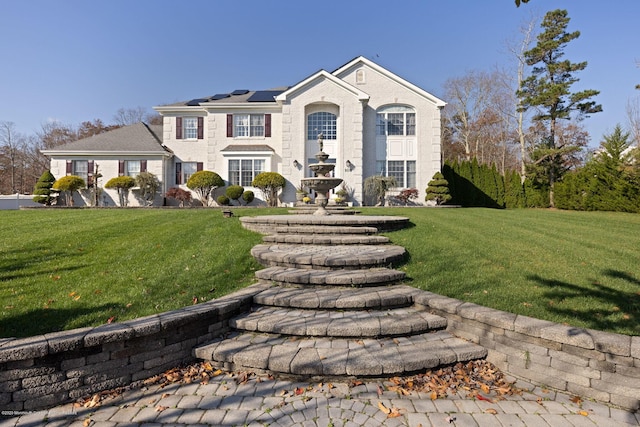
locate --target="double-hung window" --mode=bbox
[228,159,265,187]
[182,162,198,184]
[234,114,265,137]
[176,117,203,139]
[376,160,416,188]
[125,160,141,177]
[72,160,89,184]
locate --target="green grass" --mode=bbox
[361,207,640,336]
[1,207,638,337]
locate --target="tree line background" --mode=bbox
[1,9,639,213]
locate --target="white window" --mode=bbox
[228,159,265,186]
[183,117,198,139]
[234,114,265,137]
[182,162,198,184]
[376,160,416,188]
[307,112,337,140]
[125,160,141,177]
[73,160,88,183]
[376,106,416,136]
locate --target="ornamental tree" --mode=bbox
[426,172,452,205]
[225,185,244,205]
[52,175,85,206]
[251,172,285,207]
[364,175,397,206]
[135,171,160,206]
[517,9,602,207]
[166,187,192,207]
[186,170,224,206]
[32,170,56,205]
[105,176,136,207]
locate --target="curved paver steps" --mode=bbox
[253,284,419,309]
[262,234,391,245]
[274,225,380,235]
[254,266,406,287]
[240,214,411,234]
[231,305,447,337]
[251,244,407,270]
[194,330,487,377]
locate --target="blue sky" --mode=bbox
[1,0,638,148]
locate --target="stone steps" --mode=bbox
[231,305,447,337]
[193,330,488,377]
[251,244,407,270]
[254,266,406,287]
[274,225,380,235]
[262,234,390,245]
[253,284,418,309]
[239,214,411,235]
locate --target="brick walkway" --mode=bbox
[3,372,639,426]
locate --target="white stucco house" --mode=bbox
[42,56,445,207]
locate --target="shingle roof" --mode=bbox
[46,122,168,153]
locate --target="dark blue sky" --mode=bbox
[2,0,638,147]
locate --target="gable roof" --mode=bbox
[41,122,171,156]
[275,70,369,103]
[332,56,446,108]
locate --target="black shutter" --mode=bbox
[226,114,233,137]
[176,162,182,184]
[66,160,72,175]
[265,114,271,137]
[197,117,204,139]
[176,117,183,139]
[87,161,94,187]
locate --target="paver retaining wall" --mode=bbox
[415,291,640,411]
[0,286,263,411]
[1,285,638,412]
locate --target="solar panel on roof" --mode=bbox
[231,89,250,95]
[210,93,231,100]
[246,90,284,102]
[186,98,209,106]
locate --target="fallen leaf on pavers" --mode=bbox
[430,391,438,400]
[570,395,583,406]
[161,393,170,399]
[578,410,590,416]
[377,401,391,415]
[278,390,288,397]
[84,394,100,408]
[294,387,305,395]
[445,415,456,423]
[480,383,490,394]
[83,419,92,427]
[388,407,403,418]
[350,379,363,387]
[485,408,498,415]
[377,385,384,396]
[536,397,543,405]
[155,405,168,412]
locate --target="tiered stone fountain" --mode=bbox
[302,134,343,216]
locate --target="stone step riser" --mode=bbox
[251,244,407,271]
[194,331,488,377]
[252,285,418,310]
[231,307,447,337]
[274,226,379,235]
[255,266,406,287]
[262,235,390,245]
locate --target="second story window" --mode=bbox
[227,114,271,138]
[376,106,416,136]
[176,117,203,140]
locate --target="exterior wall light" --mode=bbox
[293,160,300,167]
[345,160,353,170]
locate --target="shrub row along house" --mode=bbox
[42,57,445,207]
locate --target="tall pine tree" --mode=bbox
[517,9,601,207]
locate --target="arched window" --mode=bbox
[307,112,337,140]
[376,105,415,136]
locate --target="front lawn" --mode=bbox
[1,207,638,337]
